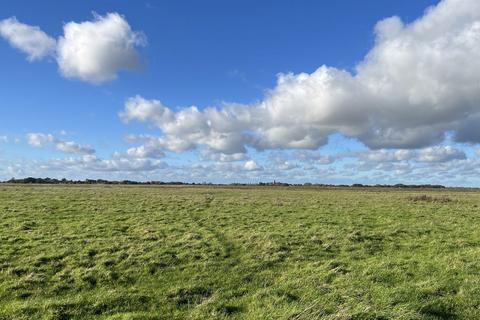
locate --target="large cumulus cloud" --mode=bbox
[57,13,145,83]
[0,13,145,83]
[121,0,480,153]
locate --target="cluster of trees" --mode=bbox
[3,177,445,188]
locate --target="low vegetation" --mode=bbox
[1,185,479,319]
[408,194,454,203]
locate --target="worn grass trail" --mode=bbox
[1,185,480,319]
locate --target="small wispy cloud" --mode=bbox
[26,133,95,155]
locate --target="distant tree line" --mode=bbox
[3,177,189,185]
[2,177,446,188]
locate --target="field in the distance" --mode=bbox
[1,185,480,319]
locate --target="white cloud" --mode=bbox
[417,146,466,163]
[0,17,56,61]
[296,151,334,164]
[359,149,415,162]
[357,146,465,163]
[121,0,480,152]
[120,96,248,154]
[199,149,247,162]
[277,161,297,171]
[0,13,145,83]
[125,145,165,159]
[57,13,146,83]
[27,133,95,155]
[244,160,262,171]
[27,133,54,147]
[56,141,95,155]
[39,155,167,172]
[124,133,195,153]
[120,96,173,126]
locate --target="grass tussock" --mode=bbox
[0,185,479,319]
[408,194,454,203]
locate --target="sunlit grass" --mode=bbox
[1,185,479,319]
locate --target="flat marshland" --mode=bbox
[1,185,480,319]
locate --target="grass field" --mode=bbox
[1,185,480,319]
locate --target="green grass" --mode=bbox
[1,185,480,319]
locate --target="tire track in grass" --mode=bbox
[173,193,247,315]
[189,193,241,263]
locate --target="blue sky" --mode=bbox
[2,0,480,186]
